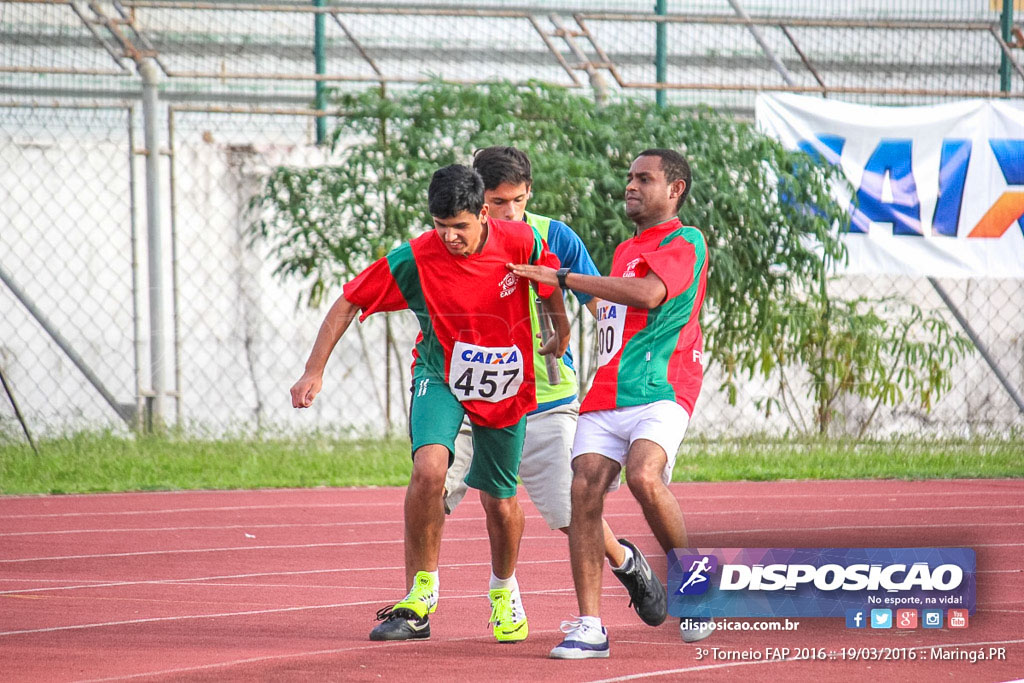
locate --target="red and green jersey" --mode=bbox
[580,218,708,416]
[343,218,559,428]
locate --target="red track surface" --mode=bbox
[1,480,1021,682]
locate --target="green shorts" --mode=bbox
[409,372,526,499]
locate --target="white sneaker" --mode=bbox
[549,618,610,659]
[680,617,713,643]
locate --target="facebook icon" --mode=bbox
[846,609,866,629]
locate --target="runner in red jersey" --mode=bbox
[510,149,711,658]
[344,213,558,427]
[580,215,707,417]
[291,165,569,643]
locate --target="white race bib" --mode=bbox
[596,302,626,367]
[448,342,524,403]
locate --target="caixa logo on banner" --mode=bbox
[799,135,1024,239]
[668,548,976,619]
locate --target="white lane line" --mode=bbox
[66,634,1024,682]
[693,520,1023,535]
[0,587,614,638]
[3,534,1022,566]
[585,638,1024,682]
[1,479,1017,502]
[4,501,1019,528]
[0,488,361,501]
[70,623,581,683]
[0,557,579,595]
[0,502,403,520]
[1,557,1019,597]
[0,521,413,537]
[3,489,1020,520]
[0,599,387,637]
[0,538,409,564]
[8,518,1024,540]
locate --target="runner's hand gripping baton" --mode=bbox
[535,297,561,386]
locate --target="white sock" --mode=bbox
[489,571,518,592]
[579,615,603,631]
[612,544,634,572]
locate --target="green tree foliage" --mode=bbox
[760,294,973,435]
[250,80,969,435]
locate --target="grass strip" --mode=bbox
[0,432,1020,495]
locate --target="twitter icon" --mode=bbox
[871,609,892,629]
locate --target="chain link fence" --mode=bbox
[167,108,413,435]
[0,104,139,436]
[2,1,1023,440]
[695,275,1024,439]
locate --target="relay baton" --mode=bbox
[535,297,561,386]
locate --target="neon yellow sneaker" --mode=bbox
[393,571,439,619]
[489,587,528,643]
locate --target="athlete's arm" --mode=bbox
[508,264,667,310]
[537,285,571,358]
[546,221,601,317]
[290,294,360,408]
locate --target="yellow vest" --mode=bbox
[525,212,579,407]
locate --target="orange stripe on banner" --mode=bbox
[968,192,1024,238]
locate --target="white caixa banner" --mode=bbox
[756,94,1024,278]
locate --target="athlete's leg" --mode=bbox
[518,405,574,530]
[467,417,531,642]
[568,452,621,616]
[404,373,464,586]
[371,377,459,641]
[624,438,688,552]
[404,443,450,586]
[518,404,627,566]
[479,490,525,579]
[465,417,528,579]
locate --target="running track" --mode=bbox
[1,480,1021,682]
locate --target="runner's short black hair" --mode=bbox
[637,148,692,211]
[428,164,485,218]
[472,146,532,191]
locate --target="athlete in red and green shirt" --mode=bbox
[344,213,560,429]
[291,165,568,643]
[510,149,710,658]
[582,215,707,416]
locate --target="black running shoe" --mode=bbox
[611,538,667,626]
[369,606,431,641]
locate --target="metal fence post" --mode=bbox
[655,0,667,107]
[1001,0,1015,92]
[139,59,166,430]
[314,0,327,144]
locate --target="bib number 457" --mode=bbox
[448,342,524,403]
[452,367,520,400]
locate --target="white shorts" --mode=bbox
[444,401,577,530]
[571,400,690,492]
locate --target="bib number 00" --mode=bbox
[596,302,626,367]
[449,342,524,403]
